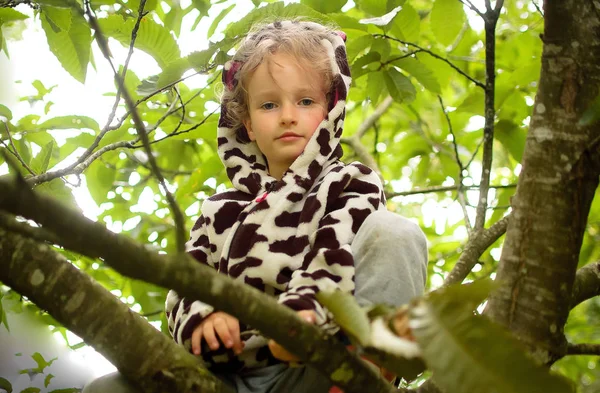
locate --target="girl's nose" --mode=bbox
[279,103,298,126]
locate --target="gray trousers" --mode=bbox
[83,211,428,393]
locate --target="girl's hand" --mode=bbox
[191,311,244,355]
[268,310,316,362]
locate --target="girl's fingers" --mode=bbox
[213,316,233,349]
[225,317,243,354]
[203,321,220,351]
[191,325,203,355]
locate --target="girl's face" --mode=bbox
[243,52,327,180]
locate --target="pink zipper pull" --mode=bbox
[256,191,268,203]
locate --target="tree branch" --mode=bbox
[357,96,394,140]
[566,343,600,356]
[0,177,397,393]
[570,261,600,309]
[386,184,516,199]
[341,137,383,180]
[83,0,187,253]
[0,227,229,393]
[0,211,61,245]
[473,5,503,232]
[458,0,484,18]
[375,35,485,89]
[444,214,510,286]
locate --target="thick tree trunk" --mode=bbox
[0,228,229,393]
[486,0,600,363]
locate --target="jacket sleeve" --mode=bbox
[277,163,386,333]
[165,214,216,350]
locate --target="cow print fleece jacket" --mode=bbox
[166,21,386,372]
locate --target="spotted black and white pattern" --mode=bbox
[166,20,385,372]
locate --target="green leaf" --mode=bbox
[19,388,40,393]
[98,15,180,69]
[411,280,575,393]
[389,3,420,42]
[367,71,385,104]
[430,0,466,47]
[579,92,600,126]
[0,293,9,332]
[351,52,380,79]
[31,140,56,173]
[225,2,330,38]
[48,389,81,393]
[392,57,441,94]
[38,116,99,132]
[0,8,28,22]
[87,160,116,204]
[300,0,347,14]
[383,68,416,103]
[41,6,71,31]
[154,39,234,88]
[31,352,57,373]
[40,8,91,83]
[207,4,235,38]
[495,120,526,163]
[44,374,55,388]
[0,377,12,393]
[36,179,79,211]
[354,0,386,16]
[359,5,402,27]
[0,104,12,120]
[317,290,371,345]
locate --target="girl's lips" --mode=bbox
[277,132,301,141]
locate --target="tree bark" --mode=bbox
[0,182,396,393]
[486,0,600,363]
[0,228,229,393]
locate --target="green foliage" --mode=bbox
[317,290,371,345]
[40,7,91,83]
[0,377,12,393]
[430,0,465,47]
[413,281,575,393]
[98,14,180,69]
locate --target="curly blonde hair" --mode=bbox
[221,20,337,142]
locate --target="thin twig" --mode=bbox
[101,4,146,133]
[3,123,36,176]
[566,343,600,356]
[438,95,472,235]
[458,0,484,18]
[135,108,219,147]
[83,0,187,252]
[379,51,423,68]
[376,34,485,89]
[532,0,544,17]
[386,184,516,199]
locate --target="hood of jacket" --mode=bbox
[216,20,352,196]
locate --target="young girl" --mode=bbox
[165,19,427,392]
[84,19,427,393]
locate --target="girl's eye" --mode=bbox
[261,103,275,110]
[299,99,314,106]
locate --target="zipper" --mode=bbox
[223,182,275,269]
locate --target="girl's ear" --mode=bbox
[243,118,255,141]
